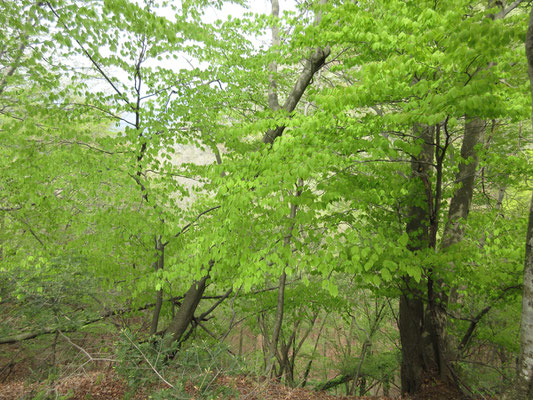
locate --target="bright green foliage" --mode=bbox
[1,0,532,396]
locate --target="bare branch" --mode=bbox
[46,2,134,110]
[162,205,221,246]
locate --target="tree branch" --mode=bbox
[162,205,221,246]
[0,303,155,345]
[458,284,522,352]
[263,45,331,145]
[46,2,134,110]
[495,0,524,19]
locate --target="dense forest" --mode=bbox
[1,0,533,399]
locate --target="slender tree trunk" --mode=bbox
[264,1,286,376]
[301,315,327,387]
[441,118,485,250]
[349,340,370,395]
[266,201,298,375]
[238,324,244,357]
[429,117,485,382]
[150,237,165,335]
[263,0,326,376]
[267,269,287,374]
[268,0,280,111]
[514,6,533,398]
[517,193,533,399]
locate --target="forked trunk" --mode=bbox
[430,117,485,382]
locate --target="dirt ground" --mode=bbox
[0,371,468,400]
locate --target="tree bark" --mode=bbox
[262,45,330,145]
[400,125,435,394]
[163,274,209,348]
[0,302,157,345]
[515,6,533,398]
[266,200,298,376]
[517,193,533,399]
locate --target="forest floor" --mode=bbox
[0,370,468,400]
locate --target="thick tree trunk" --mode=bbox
[400,125,435,394]
[400,288,430,393]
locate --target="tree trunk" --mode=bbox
[400,292,428,393]
[150,237,165,335]
[430,117,485,382]
[399,125,435,394]
[163,275,209,348]
[268,0,280,111]
[515,6,533,397]
[264,0,286,376]
[262,44,330,145]
[517,193,533,399]
[263,0,325,374]
[266,270,287,374]
[441,118,485,250]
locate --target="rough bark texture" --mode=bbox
[400,294,428,394]
[400,125,434,394]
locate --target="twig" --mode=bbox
[58,330,117,364]
[123,331,174,388]
[162,205,221,246]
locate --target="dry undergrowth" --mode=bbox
[0,370,467,400]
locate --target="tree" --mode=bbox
[515,4,533,398]
[308,0,530,394]
[1,1,532,397]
